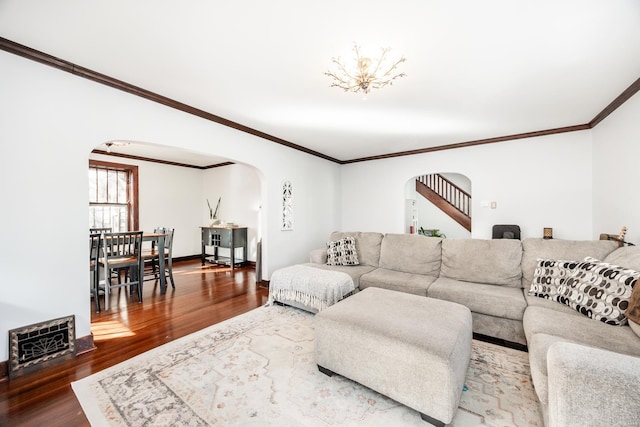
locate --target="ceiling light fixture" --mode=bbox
[325,44,406,95]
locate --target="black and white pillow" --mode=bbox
[529,258,579,300]
[556,257,639,326]
[326,237,359,266]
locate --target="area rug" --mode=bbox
[72,305,543,426]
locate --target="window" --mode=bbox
[89,160,139,231]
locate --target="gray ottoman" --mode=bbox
[315,287,472,426]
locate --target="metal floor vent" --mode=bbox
[9,315,76,378]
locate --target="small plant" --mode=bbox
[419,227,446,238]
[207,197,221,220]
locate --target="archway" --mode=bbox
[88,140,265,266]
[404,172,472,239]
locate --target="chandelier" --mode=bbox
[324,44,406,94]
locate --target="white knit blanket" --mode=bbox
[267,264,355,312]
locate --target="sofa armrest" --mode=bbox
[309,248,327,264]
[547,341,640,427]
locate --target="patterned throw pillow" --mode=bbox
[556,257,639,325]
[326,237,359,266]
[529,258,579,300]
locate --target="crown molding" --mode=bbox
[91,149,233,169]
[342,124,591,164]
[2,37,638,166]
[0,37,341,164]
[589,77,640,128]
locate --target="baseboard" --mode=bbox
[76,333,97,355]
[174,255,257,269]
[0,360,7,383]
[172,254,202,262]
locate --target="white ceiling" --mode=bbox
[1,1,639,165]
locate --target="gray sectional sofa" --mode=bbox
[302,231,640,426]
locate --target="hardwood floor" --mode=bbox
[0,260,269,426]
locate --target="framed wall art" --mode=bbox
[281,180,293,230]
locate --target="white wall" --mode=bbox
[592,91,640,245]
[341,130,595,240]
[1,45,637,364]
[0,51,341,362]
[202,163,262,261]
[90,152,204,257]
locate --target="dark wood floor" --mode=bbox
[0,260,269,426]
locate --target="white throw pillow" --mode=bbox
[529,258,578,300]
[556,257,638,326]
[326,237,359,266]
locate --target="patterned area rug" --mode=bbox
[72,305,542,426]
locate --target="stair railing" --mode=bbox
[416,174,470,217]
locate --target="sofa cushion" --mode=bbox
[329,231,383,267]
[528,258,578,300]
[556,257,638,326]
[546,341,640,427]
[524,305,640,405]
[630,320,640,338]
[309,248,327,264]
[302,263,375,289]
[428,277,527,320]
[523,306,640,357]
[603,245,640,271]
[440,238,523,287]
[326,236,359,266]
[521,238,619,288]
[528,330,640,406]
[378,233,442,276]
[527,332,567,405]
[524,292,582,316]
[359,268,437,296]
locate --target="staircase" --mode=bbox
[416,174,472,232]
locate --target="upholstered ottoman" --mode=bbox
[315,287,472,426]
[267,264,356,313]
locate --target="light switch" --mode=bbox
[490,201,497,209]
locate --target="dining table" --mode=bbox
[143,232,168,294]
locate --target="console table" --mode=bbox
[200,226,248,269]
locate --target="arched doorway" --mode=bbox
[405,172,472,239]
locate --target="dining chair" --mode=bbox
[143,227,176,289]
[100,231,144,310]
[90,227,112,234]
[89,232,103,312]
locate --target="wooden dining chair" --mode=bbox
[89,232,103,312]
[100,231,144,310]
[90,227,112,234]
[143,227,176,289]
